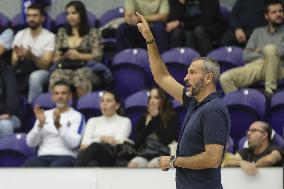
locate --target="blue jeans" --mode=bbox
[28,69,49,103]
[0,116,21,138]
[23,155,75,167]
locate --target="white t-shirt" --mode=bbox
[12,28,55,57]
[81,113,132,146]
[26,108,85,157]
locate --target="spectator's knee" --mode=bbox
[193,26,205,36]
[263,44,278,56]
[220,72,231,85]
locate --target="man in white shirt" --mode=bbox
[11,3,55,103]
[23,80,85,167]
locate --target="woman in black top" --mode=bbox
[128,87,179,168]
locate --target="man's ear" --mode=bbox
[205,73,214,85]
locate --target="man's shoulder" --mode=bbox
[40,28,55,38]
[15,28,29,37]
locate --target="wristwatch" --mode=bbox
[169,155,177,168]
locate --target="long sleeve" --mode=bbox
[243,29,262,63]
[114,118,132,143]
[81,118,100,145]
[229,0,243,29]
[58,113,84,149]
[134,115,155,148]
[26,120,43,147]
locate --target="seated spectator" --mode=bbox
[11,3,55,103]
[23,80,85,167]
[49,1,109,98]
[0,63,20,138]
[75,91,132,167]
[221,0,267,47]
[166,0,227,56]
[222,121,283,175]
[116,0,169,53]
[220,0,284,96]
[128,87,178,168]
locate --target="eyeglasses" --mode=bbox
[247,128,266,134]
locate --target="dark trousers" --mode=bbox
[169,24,225,56]
[75,142,114,167]
[22,155,75,167]
[116,22,168,53]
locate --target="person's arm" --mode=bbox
[0,29,14,56]
[243,29,262,63]
[222,153,244,167]
[229,0,243,29]
[136,13,184,103]
[26,50,54,69]
[255,150,282,167]
[114,118,132,144]
[26,120,43,147]
[58,113,84,149]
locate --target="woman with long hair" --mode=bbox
[75,91,132,167]
[49,1,104,98]
[128,87,179,168]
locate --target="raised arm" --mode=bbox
[136,12,184,103]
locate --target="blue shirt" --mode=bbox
[176,88,231,189]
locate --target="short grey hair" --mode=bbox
[193,57,220,85]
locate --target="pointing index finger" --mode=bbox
[136,12,146,23]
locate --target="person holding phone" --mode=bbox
[49,1,104,98]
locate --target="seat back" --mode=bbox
[111,48,150,100]
[77,91,102,121]
[99,7,124,27]
[207,46,244,73]
[0,133,36,167]
[268,90,284,135]
[223,89,266,141]
[162,48,200,84]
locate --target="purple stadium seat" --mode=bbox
[31,92,55,109]
[268,90,284,135]
[11,12,54,32]
[77,91,102,121]
[0,133,36,167]
[55,10,97,30]
[99,7,124,27]
[207,46,244,73]
[227,136,235,153]
[161,47,200,84]
[0,12,10,28]
[111,48,150,100]
[238,130,284,150]
[223,89,266,142]
[124,90,148,138]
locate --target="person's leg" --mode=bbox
[151,22,168,53]
[50,156,75,167]
[73,67,94,98]
[220,28,239,46]
[127,156,149,168]
[220,59,264,94]
[0,116,20,138]
[169,27,186,48]
[116,23,145,52]
[262,45,281,94]
[193,25,212,56]
[75,143,114,167]
[28,69,50,103]
[22,156,50,167]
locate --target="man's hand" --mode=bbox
[33,105,46,128]
[240,160,257,176]
[125,13,140,26]
[0,114,11,120]
[158,156,171,171]
[235,28,246,43]
[53,109,61,129]
[166,20,180,32]
[100,135,117,145]
[136,12,154,41]
[65,49,80,60]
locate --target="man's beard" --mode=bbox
[270,20,283,28]
[28,22,40,30]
